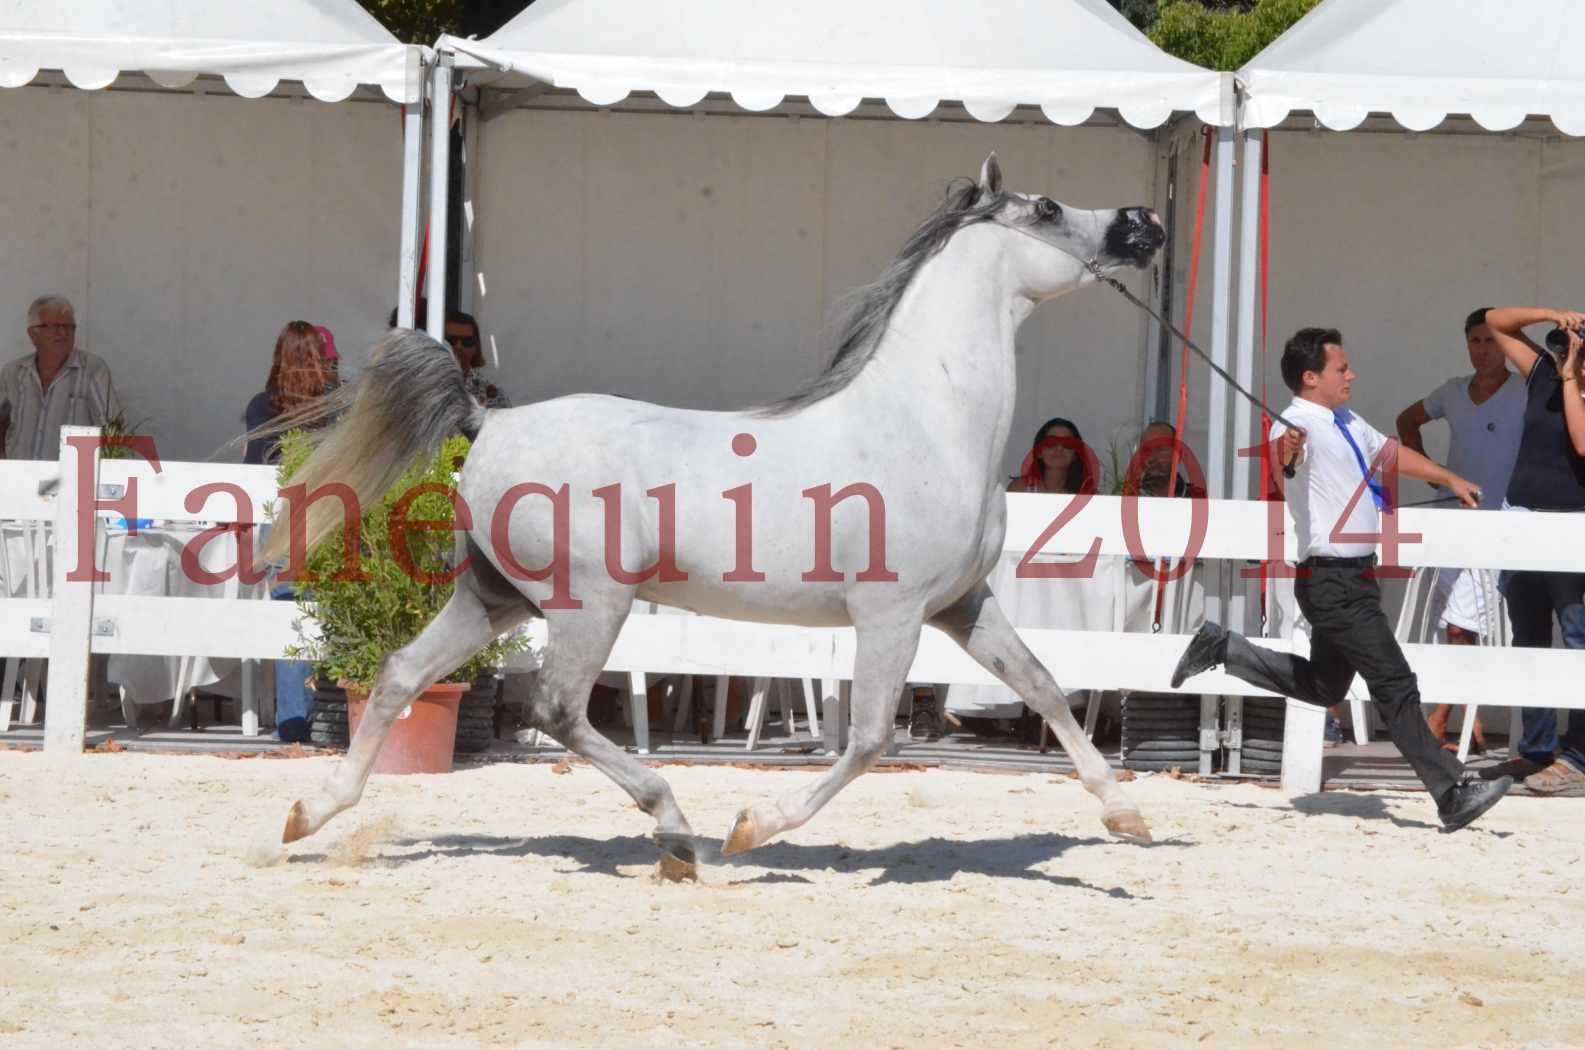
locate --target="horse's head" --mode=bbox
[975,153,1164,301]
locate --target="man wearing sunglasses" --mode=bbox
[443,310,511,409]
[1,294,123,460]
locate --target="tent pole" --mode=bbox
[426,55,454,338]
[1233,128,1265,502]
[458,90,479,317]
[397,50,428,330]
[1206,122,1236,629]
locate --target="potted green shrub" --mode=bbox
[274,430,527,773]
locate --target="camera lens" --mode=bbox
[1545,327,1573,353]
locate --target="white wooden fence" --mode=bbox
[3,427,1583,795]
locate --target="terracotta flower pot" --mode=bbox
[344,681,466,775]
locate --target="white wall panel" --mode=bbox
[1260,132,1544,504]
[0,87,402,462]
[473,109,1157,483]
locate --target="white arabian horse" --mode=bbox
[265,155,1164,879]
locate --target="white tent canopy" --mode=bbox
[0,0,422,103]
[442,0,1228,128]
[1239,0,1585,134]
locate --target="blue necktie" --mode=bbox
[1332,408,1390,513]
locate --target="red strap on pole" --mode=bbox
[1259,131,1273,492]
[1152,128,1215,629]
[414,226,430,326]
[1166,127,1214,496]
[1257,132,1274,630]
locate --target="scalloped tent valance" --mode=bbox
[1239,0,1585,136]
[441,0,1229,129]
[0,0,423,103]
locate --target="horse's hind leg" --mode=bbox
[723,618,921,855]
[526,597,700,880]
[930,583,1150,842]
[281,567,531,845]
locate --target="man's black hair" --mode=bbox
[1464,307,1493,336]
[1280,327,1343,393]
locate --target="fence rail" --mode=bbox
[3,428,1582,794]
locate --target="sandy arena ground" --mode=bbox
[0,750,1581,1050]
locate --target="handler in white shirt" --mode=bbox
[1168,326,1513,832]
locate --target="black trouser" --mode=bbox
[1222,559,1464,801]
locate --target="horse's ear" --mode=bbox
[978,153,1004,198]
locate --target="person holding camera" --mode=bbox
[1480,306,1585,796]
[1169,327,1512,832]
[1395,308,1527,751]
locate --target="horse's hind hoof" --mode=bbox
[1103,809,1152,844]
[722,808,766,856]
[282,800,313,844]
[654,833,698,883]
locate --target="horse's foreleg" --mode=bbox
[723,619,921,855]
[930,584,1150,843]
[530,600,700,881]
[281,575,529,845]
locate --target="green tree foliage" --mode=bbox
[359,0,464,44]
[1108,0,1257,33]
[1112,0,1165,31]
[1145,0,1321,71]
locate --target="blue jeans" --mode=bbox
[271,583,313,743]
[1502,571,1585,771]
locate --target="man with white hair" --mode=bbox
[0,295,123,460]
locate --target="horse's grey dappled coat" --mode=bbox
[270,155,1164,877]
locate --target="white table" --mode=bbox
[95,521,271,721]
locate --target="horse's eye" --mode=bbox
[1035,197,1061,221]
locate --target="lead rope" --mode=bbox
[1085,261,1300,433]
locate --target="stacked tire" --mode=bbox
[308,682,350,749]
[454,677,500,755]
[304,677,500,757]
[1121,693,1204,772]
[1236,697,1284,777]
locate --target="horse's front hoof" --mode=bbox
[1103,809,1152,844]
[282,800,314,844]
[656,851,698,883]
[722,808,767,856]
[654,832,699,882]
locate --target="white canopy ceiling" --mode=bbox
[0,0,422,103]
[441,0,1228,128]
[1239,0,1585,135]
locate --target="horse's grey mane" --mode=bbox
[753,178,1011,417]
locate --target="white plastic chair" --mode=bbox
[0,520,50,732]
[743,677,821,751]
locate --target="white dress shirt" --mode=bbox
[1270,396,1390,560]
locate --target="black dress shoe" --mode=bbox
[1437,774,1512,832]
[1170,622,1227,689]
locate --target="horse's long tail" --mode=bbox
[257,329,485,565]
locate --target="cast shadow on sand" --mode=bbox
[1223,794,1512,837]
[365,830,1190,897]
